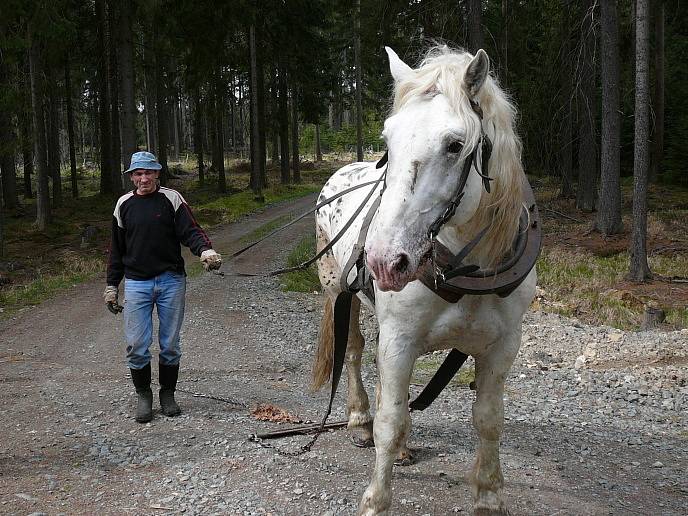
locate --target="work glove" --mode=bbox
[103,285,118,304]
[103,285,123,314]
[200,249,222,271]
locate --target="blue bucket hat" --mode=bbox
[124,151,162,174]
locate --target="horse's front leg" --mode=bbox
[470,331,520,516]
[346,296,374,447]
[359,337,416,516]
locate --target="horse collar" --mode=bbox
[419,176,542,302]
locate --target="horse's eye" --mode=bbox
[447,140,463,154]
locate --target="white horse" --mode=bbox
[312,46,534,515]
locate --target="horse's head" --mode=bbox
[367,46,523,292]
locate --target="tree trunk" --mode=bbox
[291,89,300,183]
[0,54,18,209]
[354,0,363,162]
[501,0,509,80]
[21,55,34,200]
[597,0,623,235]
[96,0,113,194]
[47,65,62,207]
[215,75,226,193]
[270,70,279,165]
[28,25,50,229]
[0,200,3,257]
[209,94,221,174]
[153,37,169,186]
[142,34,156,153]
[171,86,180,160]
[230,75,236,154]
[576,0,598,212]
[107,0,122,194]
[650,0,664,181]
[64,58,78,199]
[315,123,322,162]
[117,0,137,178]
[629,0,651,281]
[468,0,484,53]
[278,59,290,184]
[256,46,267,188]
[193,90,204,186]
[0,122,18,210]
[248,24,264,196]
[21,119,33,199]
[558,4,574,199]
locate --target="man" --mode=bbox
[103,151,222,423]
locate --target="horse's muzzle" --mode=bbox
[366,250,416,292]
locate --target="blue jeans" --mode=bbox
[123,271,186,369]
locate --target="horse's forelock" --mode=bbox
[390,46,524,267]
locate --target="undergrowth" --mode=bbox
[279,234,320,293]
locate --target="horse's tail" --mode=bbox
[311,295,334,391]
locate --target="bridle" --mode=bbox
[345,96,540,302]
[426,98,493,240]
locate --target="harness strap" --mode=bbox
[322,291,354,426]
[339,193,384,306]
[230,179,382,260]
[409,349,469,411]
[234,169,386,278]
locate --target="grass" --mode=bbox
[537,252,688,330]
[535,179,688,330]
[413,353,475,388]
[192,183,319,228]
[279,234,321,293]
[0,252,104,316]
[238,215,294,245]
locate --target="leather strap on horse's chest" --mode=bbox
[419,177,541,303]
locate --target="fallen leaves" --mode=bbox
[250,404,301,424]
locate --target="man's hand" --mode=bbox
[103,285,118,304]
[200,249,222,271]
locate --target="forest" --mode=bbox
[0,0,686,327]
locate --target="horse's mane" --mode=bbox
[391,46,524,267]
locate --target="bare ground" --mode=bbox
[1,194,686,515]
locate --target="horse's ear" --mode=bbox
[385,46,413,83]
[463,49,490,98]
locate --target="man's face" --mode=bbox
[130,169,159,194]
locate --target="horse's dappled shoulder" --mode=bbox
[323,162,377,193]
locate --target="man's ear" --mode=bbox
[385,46,413,83]
[463,49,490,98]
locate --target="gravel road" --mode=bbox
[1,194,686,515]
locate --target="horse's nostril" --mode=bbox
[393,254,409,274]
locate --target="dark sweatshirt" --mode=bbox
[107,186,212,286]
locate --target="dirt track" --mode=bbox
[1,193,686,515]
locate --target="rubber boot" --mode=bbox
[159,362,181,417]
[130,363,153,423]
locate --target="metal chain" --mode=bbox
[248,430,324,458]
[175,387,249,409]
[176,386,329,457]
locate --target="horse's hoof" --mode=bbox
[351,434,375,448]
[394,450,415,466]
